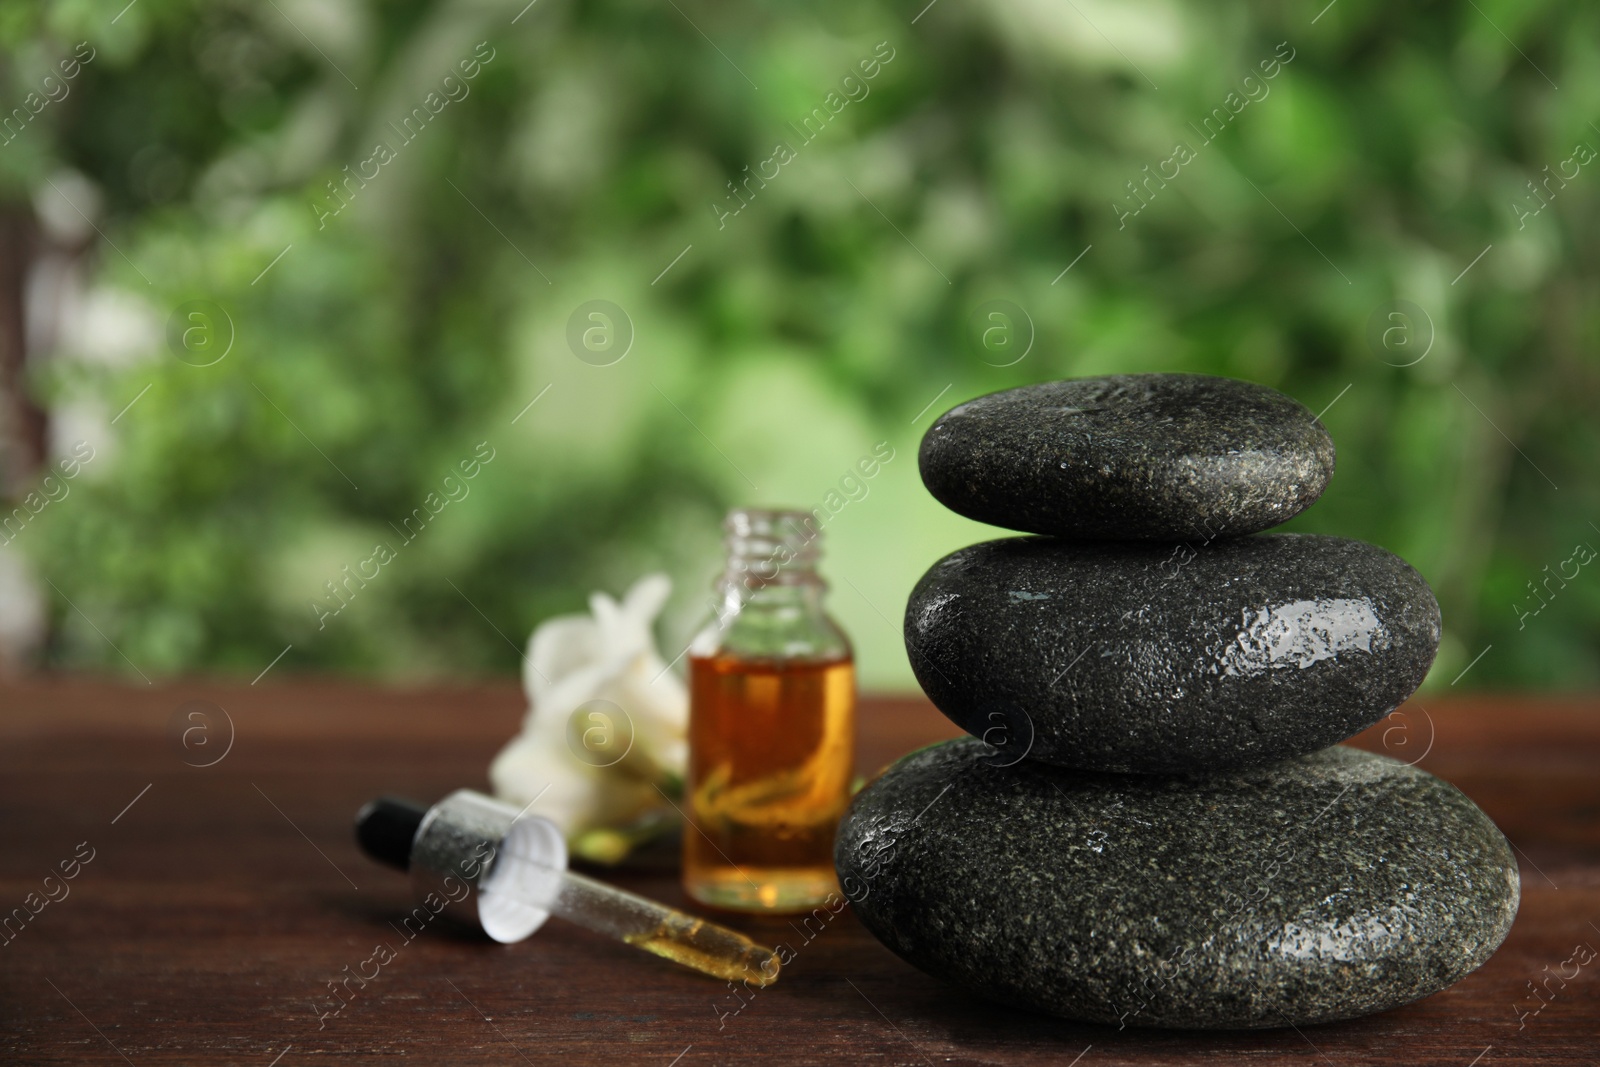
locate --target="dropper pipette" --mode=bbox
[356,790,780,987]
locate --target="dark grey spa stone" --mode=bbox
[835,740,1519,1029]
[904,533,1440,774]
[919,374,1335,539]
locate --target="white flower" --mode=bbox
[488,574,688,860]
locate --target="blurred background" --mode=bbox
[0,0,1595,693]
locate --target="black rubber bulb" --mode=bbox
[354,796,428,871]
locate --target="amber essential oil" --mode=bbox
[682,510,856,913]
[686,653,855,911]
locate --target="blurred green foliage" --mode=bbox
[1,0,1596,690]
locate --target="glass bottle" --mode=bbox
[683,508,856,913]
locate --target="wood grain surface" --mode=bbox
[1,678,1596,1065]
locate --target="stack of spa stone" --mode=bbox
[836,374,1519,1030]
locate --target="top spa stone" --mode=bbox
[918,374,1336,540]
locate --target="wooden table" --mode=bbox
[2,679,1596,1065]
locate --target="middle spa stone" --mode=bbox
[904,533,1441,774]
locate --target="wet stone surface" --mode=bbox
[918,374,1336,540]
[835,740,1520,1030]
[904,533,1441,774]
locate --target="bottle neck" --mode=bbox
[714,563,825,620]
[705,506,835,627]
[699,564,843,663]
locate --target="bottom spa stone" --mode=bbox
[834,740,1518,1029]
